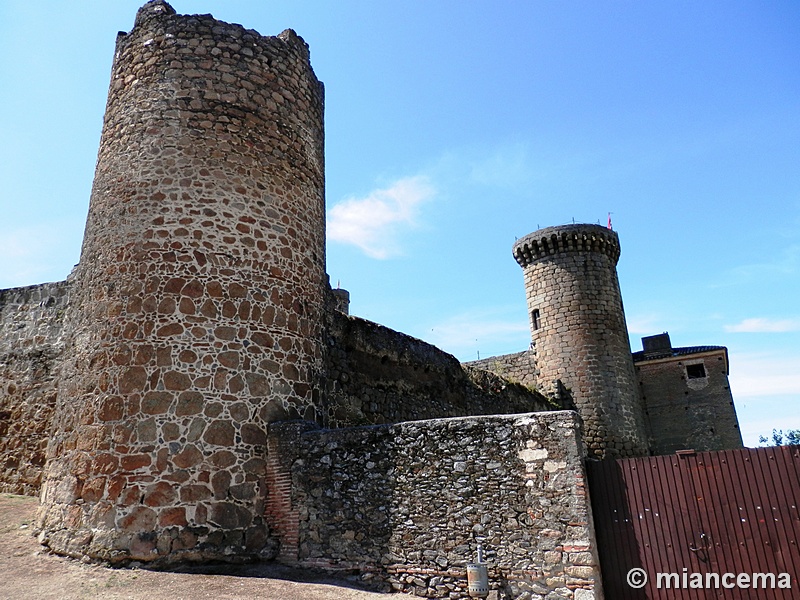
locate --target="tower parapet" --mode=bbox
[513,224,648,458]
[513,224,621,266]
[37,0,326,563]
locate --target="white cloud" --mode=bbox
[425,309,530,361]
[724,318,800,333]
[327,176,434,259]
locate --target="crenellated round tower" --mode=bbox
[513,224,648,458]
[37,0,326,562]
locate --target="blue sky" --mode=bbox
[1,1,798,446]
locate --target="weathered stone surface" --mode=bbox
[0,283,69,495]
[211,471,231,499]
[203,420,235,446]
[269,412,603,599]
[180,484,212,503]
[172,445,203,469]
[120,454,151,471]
[163,371,191,391]
[241,423,267,445]
[322,310,555,428]
[159,507,188,527]
[36,0,325,565]
[118,506,157,531]
[143,481,177,507]
[465,351,537,389]
[175,391,204,416]
[510,224,648,459]
[141,392,172,415]
[208,502,252,529]
[97,396,125,422]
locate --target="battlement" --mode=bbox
[513,223,620,267]
[134,0,176,26]
[126,0,312,64]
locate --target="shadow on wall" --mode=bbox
[0,282,70,496]
[266,411,603,599]
[321,310,558,429]
[585,459,645,600]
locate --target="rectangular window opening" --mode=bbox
[686,363,706,379]
[531,309,541,330]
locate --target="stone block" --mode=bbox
[143,481,178,507]
[203,420,235,446]
[118,506,157,532]
[208,502,252,529]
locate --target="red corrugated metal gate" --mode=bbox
[587,446,800,599]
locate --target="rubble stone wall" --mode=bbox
[323,311,555,427]
[37,0,326,563]
[0,281,70,495]
[269,412,603,600]
[464,350,538,389]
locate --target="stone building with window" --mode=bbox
[633,332,741,454]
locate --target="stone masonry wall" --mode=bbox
[37,1,326,564]
[268,412,603,600]
[322,310,556,427]
[513,225,648,459]
[0,281,70,495]
[464,350,538,389]
[637,350,743,454]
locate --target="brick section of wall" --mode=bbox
[263,459,297,562]
[513,225,648,459]
[263,421,318,562]
[271,412,603,600]
[637,350,743,453]
[37,0,325,564]
[464,350,537,389]
[0,281,70,495]
[322,310,556,427]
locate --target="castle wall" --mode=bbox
[637,350,743,453]
[0,281,70,495]
[0,0,742,580]
[37,1,326,563]
[463,350,538,389]
[323,311,555,427]
[513,225,648,458]
[268,412,603,600]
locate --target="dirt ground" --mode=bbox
[0,494,393,600]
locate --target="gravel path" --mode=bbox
[0,494,393,600]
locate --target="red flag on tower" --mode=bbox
[607,212,613,230]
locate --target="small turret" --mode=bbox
[513,224,648,458]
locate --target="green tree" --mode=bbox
[759,429,800,446]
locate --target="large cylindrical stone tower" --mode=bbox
[37,1,325,562]
[512,224,648,458]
